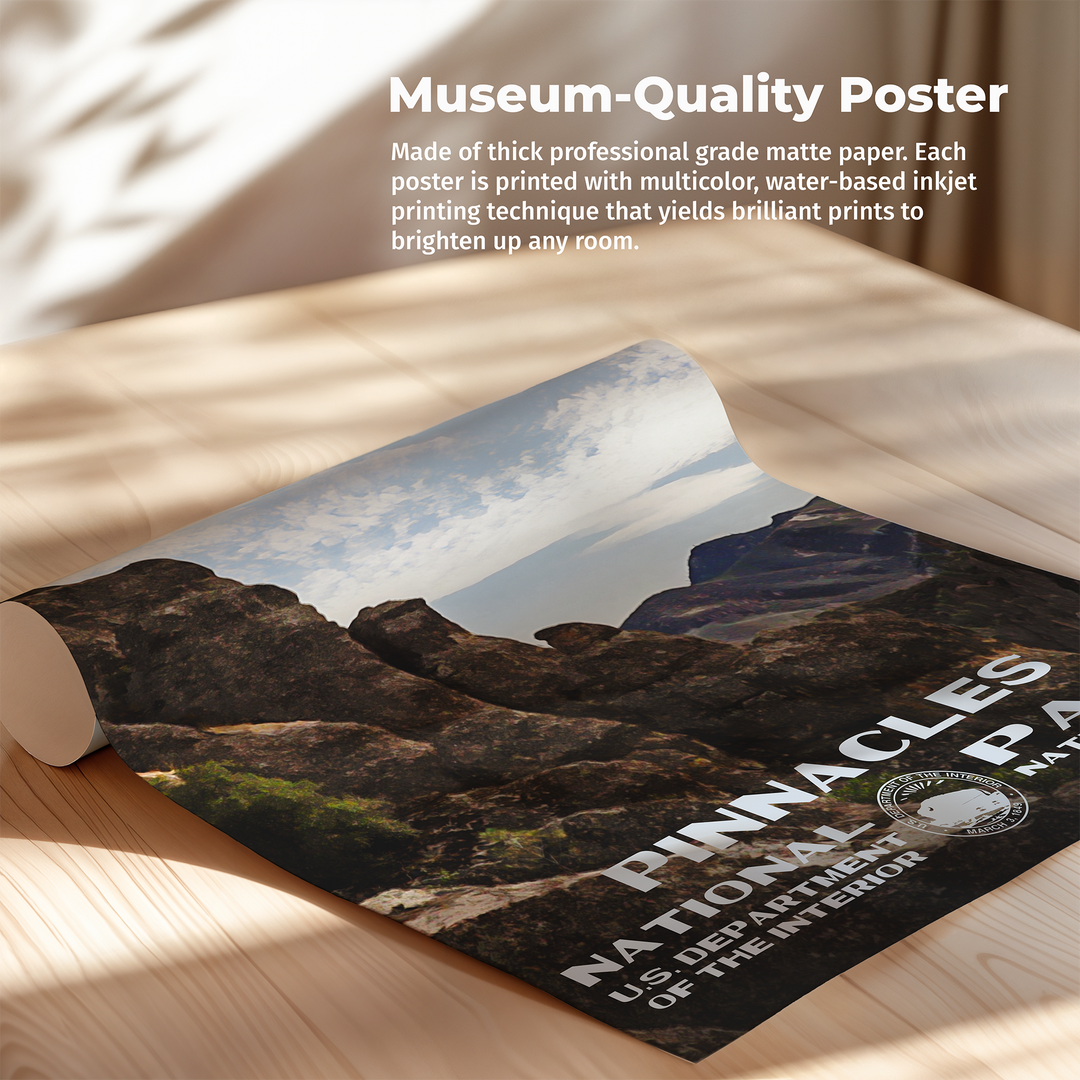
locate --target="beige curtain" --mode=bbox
[854,0,1078,328]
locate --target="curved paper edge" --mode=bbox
[691,358,1080,581]
[0,601,108,766]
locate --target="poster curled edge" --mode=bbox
[0,600,108,766]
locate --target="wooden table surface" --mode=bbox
[2,220,1078,1079]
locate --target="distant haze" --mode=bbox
[62,341,810,642]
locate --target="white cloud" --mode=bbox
[59,342,810,635]
[577,463,764,553]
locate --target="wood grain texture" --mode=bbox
[2,220,1078,1078]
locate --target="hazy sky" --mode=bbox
[64,341,811,640]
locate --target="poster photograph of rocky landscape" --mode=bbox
[17,341,1079,1062]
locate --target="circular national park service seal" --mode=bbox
[877,770,1028,836]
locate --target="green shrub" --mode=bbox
[823,771,907,804]
[147,762,419,898]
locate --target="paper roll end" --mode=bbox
[0,601,107,766]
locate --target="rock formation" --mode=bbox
[627,497,1080,649]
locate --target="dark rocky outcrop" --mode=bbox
[534,621,621,654]
[626,498,932,641]
[735,610,988,693]
[426,707,725,787]
[346,597,1014,755]
[19,560,478,734]
[349,598,588,711]
[628,497,1080,650]
[351,600,754,733]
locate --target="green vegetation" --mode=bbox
[984,765,1074,795]
[824,771,907,804]
[146,762,419,898]
[471,826,550,880]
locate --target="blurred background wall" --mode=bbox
[2,0,1077,343]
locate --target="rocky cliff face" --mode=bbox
[19,560,475,734]
[627,497,1080,649]
[16,503,1078,1061]
[349,593,1074,764]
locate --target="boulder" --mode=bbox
[490,751,736,814]
[18,560,476,734]
[735,610,989,693]
[534,622,621,654]
[428,706,739,787]
[351,601,745,719]
[349,598,588,711]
